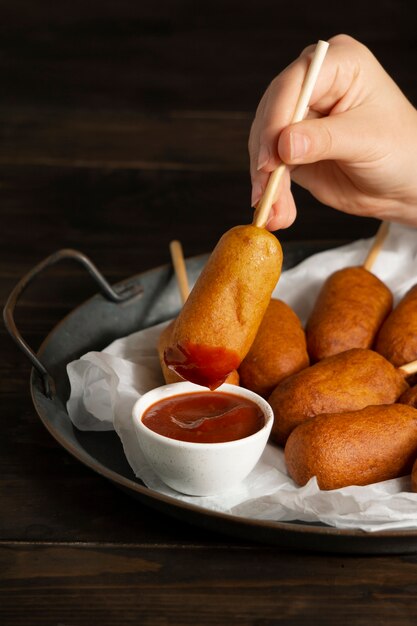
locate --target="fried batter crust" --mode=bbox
[306,267,392,362]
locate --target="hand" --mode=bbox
[249,34,417,230]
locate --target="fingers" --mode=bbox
[248,34,371,221]
[252,168,297,231]
[249,54,313,180]
[248,54,315,223]
[266,190,298,231]
[248,34,417,228]
[277,107,384,166]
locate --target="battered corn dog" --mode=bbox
[238,298,309,398]
[158,240,240,386]
[306,267,392,362]
[164,225,282,389]
[268,348,409,445]
[375,284,417,367]
[285,404,417,490]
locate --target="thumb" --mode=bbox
[278,113,371,165]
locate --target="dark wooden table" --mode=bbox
[2,2,417,624]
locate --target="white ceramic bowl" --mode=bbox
[132,382,274,496]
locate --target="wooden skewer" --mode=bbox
[398,359,417,377]
[169,240,190,305]
[253,39,329,229]
[362,221,390,271]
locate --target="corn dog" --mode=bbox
[285,404,417,490]
[158,240,240,386]
[238,298,309,398]
[306,267,392,362]
[375,284,417,367]
[268,348,409,445]
[164,225,282,389]
[306,222,392,362]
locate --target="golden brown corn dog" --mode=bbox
[375,284,417,367]
[268,348,409,446]
[285,404,417,490]
[158,320,240,385]
[238,298,309,398]
[306,267,392,362]
[164,225,282,389]
[158,240,240,386]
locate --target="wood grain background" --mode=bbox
[2,0,416,275]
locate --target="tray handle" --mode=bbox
[3,248,143,398]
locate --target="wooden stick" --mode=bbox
[362,221,390,271]
[253,39,329,229]
[398,359,417,377]
[169,240,190,304]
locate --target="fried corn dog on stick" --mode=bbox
[268,348,410,445]
[306,222,392,362]
[164,226,282,389]
[159,240,241,386]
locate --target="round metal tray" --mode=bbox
[5,243,417,554]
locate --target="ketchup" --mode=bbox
[164,342,241,390]
[142,391,264,444]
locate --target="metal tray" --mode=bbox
[5,243,417,555]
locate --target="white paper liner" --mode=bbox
[67,222,417,532]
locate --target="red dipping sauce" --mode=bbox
[142,391,265,444]
[164,342,241,390]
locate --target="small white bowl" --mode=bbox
[132,382,274,496]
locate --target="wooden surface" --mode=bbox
[2,1,417,624]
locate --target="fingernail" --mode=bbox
[256,144,270,171]
[251,182,263,207]
[290,132,310,160]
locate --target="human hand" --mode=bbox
[249,34,417,230]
